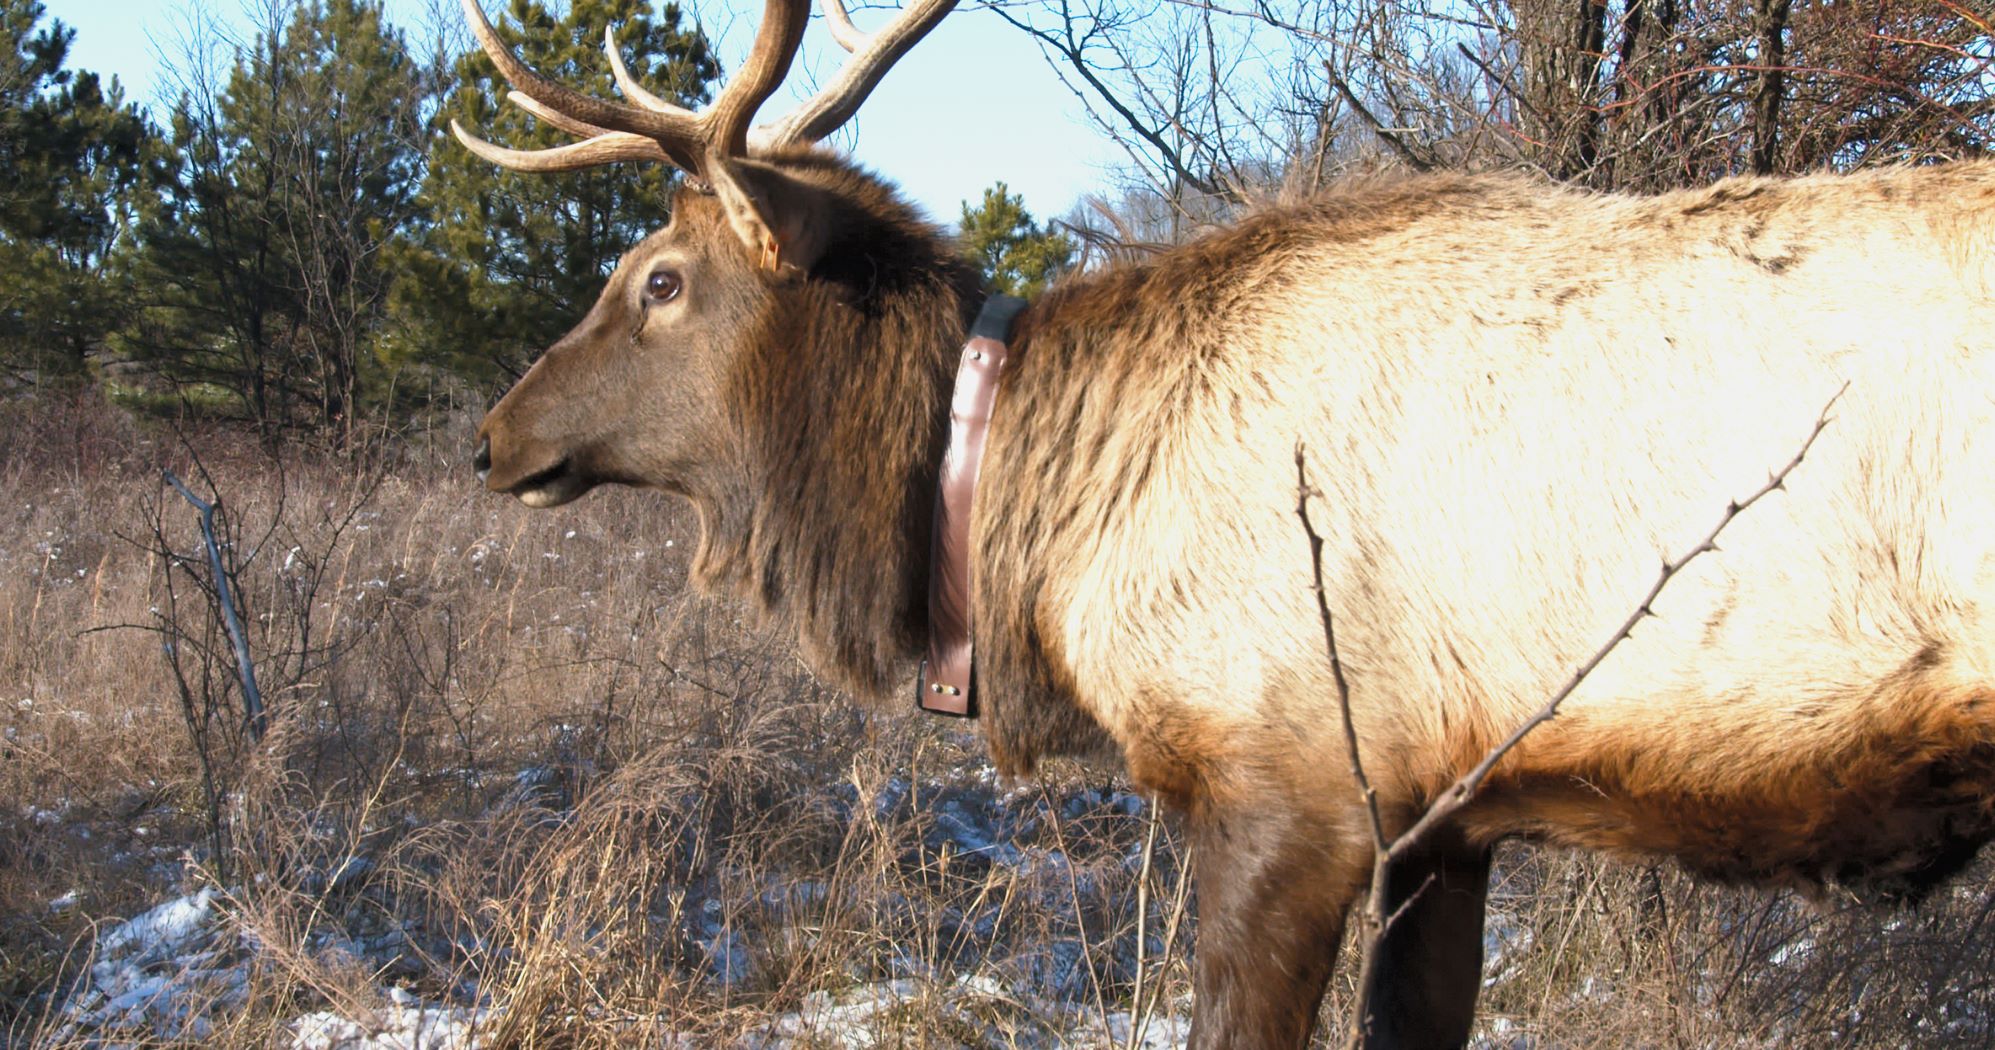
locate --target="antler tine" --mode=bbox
[707,0,813,159]
[603,27,696,119]
[449,120,672,172]
[459,0,703,165]
[761,0,957,149]
[497,89,704,170]
[504,90,607,139]
[457,0,953,182]
[820,0,872,52]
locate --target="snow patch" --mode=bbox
[289,989,492,1050]
[93,887,219,984]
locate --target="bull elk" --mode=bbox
[458,0,1995,1043]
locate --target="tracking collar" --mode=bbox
[916,293,1028,717]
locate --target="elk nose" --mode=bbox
[473,437,492,483]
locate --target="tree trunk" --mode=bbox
[1751,0,1793,175]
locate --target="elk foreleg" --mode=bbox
[1185,803,1369,1050]
[1355,826,1492,1050]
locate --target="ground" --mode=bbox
[5,396,1995,1047]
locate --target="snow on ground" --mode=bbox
[49,775,1187,1049]
[53,878,1190,1050]
[52,871,1545,1048]
[735,974,1191,1049]
[289,988,491,1050]
[55,886,248,1043]
[53,884,485,1048]
[1096,1010,1196,1049]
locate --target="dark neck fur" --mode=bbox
[689,152,982,700]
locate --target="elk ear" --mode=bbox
[704,155,832,280]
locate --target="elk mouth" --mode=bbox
[507,457,592,508]
[474,435,598,508]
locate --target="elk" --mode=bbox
[458,0,1995,1044]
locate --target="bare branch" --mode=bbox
[1313,383,1847,1045]
[1323,61,1433,171]
[1397,382,1845,857]
[989,0,1231,199]
[1295,443,1388,852]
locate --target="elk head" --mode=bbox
[461,0,959,509]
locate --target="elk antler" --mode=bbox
[452,0,958,270]
[451,0,804,176]
[758,0,959,149]
[450,0,959,174]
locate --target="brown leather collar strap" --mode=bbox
[918,294,1027,717]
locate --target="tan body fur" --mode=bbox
[477,155,1995,1048]
[982,163,1995,893]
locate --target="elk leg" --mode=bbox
[1354,827,1493,1050]
[1184,805,1367,1050]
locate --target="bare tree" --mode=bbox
[1002,0,1991,197]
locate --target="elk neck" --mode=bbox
[683,154,988,704]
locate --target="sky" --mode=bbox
[46,0,1129,226]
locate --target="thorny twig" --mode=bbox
[1298,383,1845,1045]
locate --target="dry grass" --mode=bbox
[3,391,1995,1048]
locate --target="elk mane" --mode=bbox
[689,148,983,701]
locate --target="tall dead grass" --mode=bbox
[3,392,1994,1047]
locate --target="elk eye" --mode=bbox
[645,269,682,304]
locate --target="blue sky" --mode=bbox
[48,0,1126,225]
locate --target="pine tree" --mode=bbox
[382,0,718,391]
[124,0,433,436]
[0,0,148,384]
[957,182,1074,299]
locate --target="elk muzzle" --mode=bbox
[474,407,593,509]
